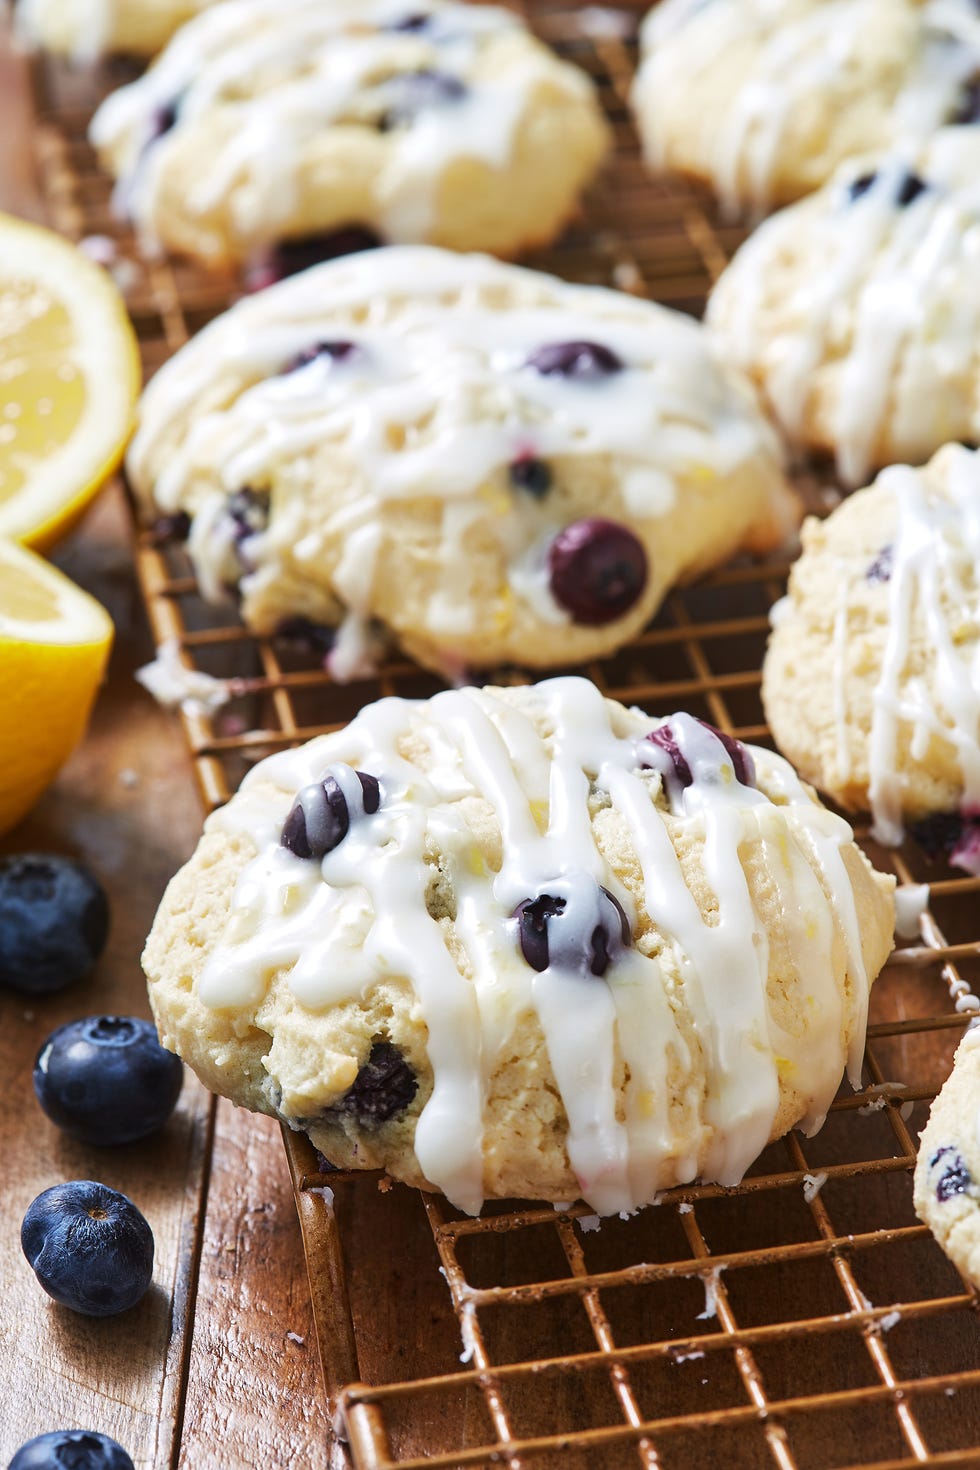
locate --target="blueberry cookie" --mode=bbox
[143,676,895,1215]
[707,133,980,486]
[88,0,609,267]
[763,444,980,866]
[914,1027,980,1286]
[128,246,796,681]
[16,0,217,60]
[632,0,980,218]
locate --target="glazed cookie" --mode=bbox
[707,133,980,487]
[128,246,796,681]
[763,444,980,867]
[632,0,980,217]
[16,0,217,60]
[88,0,610,267]
[143,676,895,1215]
[914,1028,980,1287]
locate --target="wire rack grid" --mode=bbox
[24,5,980,1467]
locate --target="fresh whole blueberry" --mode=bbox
[281,768,381,859]
[148,510,191,546]
[33,1016,184,1146]
[866,544,894,584]
[931,1146,974,1202]
[548,519,648,625]
[847,170,929,207]
[340,1041,417,1124]
[377,69,467,131]
[7,1430,135,1470]
[641,718,755,790]
[0,855,109,997]
[281,340,359,375]
[526,340,623,380]
[514,884,631,978]
[21,1180,154,1317]
[509,456,552,498]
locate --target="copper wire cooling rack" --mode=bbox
[26,5,980,1465]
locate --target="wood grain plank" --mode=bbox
[0,488,212,1469]
[176,1102,329,1470]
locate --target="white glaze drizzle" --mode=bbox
[128,246,787,667]
[832,563,854,781]
[894,882,930,938]
[197,677,878,1215]
[860,449,980,844]
[708,135,980,486]
[636,0,980,218]
[89,0,583,248]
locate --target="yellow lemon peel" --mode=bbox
[0,212,140,550]
[0,537,114,834]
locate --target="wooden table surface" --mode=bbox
[0,26,330,1470]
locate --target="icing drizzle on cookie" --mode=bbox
[199,677,879,1216]
[128,247,789,674]
[834,446,980,844]
[90,0,584,248]
[637,0,980,218]
[708,134,980,486]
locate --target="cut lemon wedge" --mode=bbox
[0,211,140,551]
[0,537,114,835]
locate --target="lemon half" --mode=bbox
[0,211,141,551]
[0,537,114,835]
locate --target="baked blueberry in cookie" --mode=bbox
[339,1042,417,1125]
[929,1146,975,1203]
[547,520,648,627]
[513,883,631,977]
[846,169,930,207]
[89,0,610,267]
[509,456,552,499]
[527,341,623,380]
[129,246,795,680]
[864,545,894,585]
[915,1031,980,1285]
[281,768,382,860]
[143,677,894,1216]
